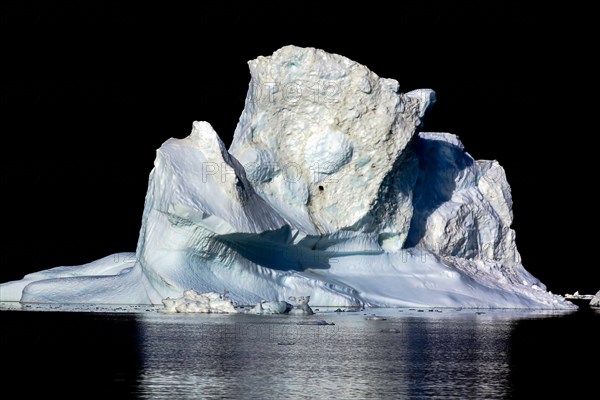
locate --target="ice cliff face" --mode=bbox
[591,290,600,308]
[231,47,434,246]
[0,46,573,308]
[406,132,520,266]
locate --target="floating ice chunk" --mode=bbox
[247,300,292,315]
[288,296,314,315]
[161,290,236,314]
[296,320,334,325]
[365,315,387,321]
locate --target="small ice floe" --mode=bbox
[248,300,292,315]
[161,290,237,313]
[296,320,335,325]
[247,295,315,315]
[565,291,595,300]
[365,315,387,321]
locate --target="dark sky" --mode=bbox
[2,2,596,294]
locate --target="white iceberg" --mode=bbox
[0,46,574,309]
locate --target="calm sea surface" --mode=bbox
[1,307,597,399]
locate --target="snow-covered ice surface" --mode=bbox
[0,46,574,309]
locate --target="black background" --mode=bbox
[1,2,596,295]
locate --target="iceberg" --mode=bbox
[0,46,574,309]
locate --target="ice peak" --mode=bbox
[232,45,435,237]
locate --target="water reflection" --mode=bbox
[1,308,595,398]
[135,310,576,399]
[403,316,513,399]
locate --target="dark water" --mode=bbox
[1,308,597,399]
